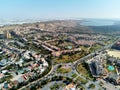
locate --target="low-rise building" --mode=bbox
[64,83,76,90]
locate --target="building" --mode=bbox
[90,61,106,77]
[0,31,5,39]
[4,31,12,39]
[64,83,76,90]
[108,73,120,85]
[87,53,108,78]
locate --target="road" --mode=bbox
[19,38,120,89]
[73,38,120,67]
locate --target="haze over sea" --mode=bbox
[80,19,118,26]
[0,19,42,26]
[0,18,119,27]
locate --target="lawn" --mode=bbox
[48,40,76,50]
[53,51,87,64]
[76,77,88,84]
[57,67,72,73]
[71,73,78,78]
[77,63,94,81]
[89,44,102,53]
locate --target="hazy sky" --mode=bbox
[0,0,120,20]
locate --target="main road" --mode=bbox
[73,37,120,67]
[19,37,120,90]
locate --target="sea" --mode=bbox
[80,19,117,26]
[0,19,42,27]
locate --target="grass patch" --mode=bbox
[77,62,94,81]
[77,84,85,90]
[76,77,88,84]
[88,83,95,89]
[57,66,71,73]
[71,73,78,78]
[53,51,88,64]
[89,44,102,53]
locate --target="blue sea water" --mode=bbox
[80,19,115,26]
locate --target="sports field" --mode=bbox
[107,49,120,58]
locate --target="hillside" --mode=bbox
[89,25,120,35]
[0,20,94,34]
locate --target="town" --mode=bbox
[0,20,119,90]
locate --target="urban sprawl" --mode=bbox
[0,20,120,90]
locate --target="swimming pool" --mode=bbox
[108,65,115,71]
[67,46,72,49]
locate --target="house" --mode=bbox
[3,83,8,90]
[64,83,76,90]
[8,83,13,89]
[0,59,7,67]
[116,60,120,66]
[15,59,24,67]
[108,58,116,64]
[2,70,8,74]
[23,51,31,59]
[18,77,24,83]
[116,67,120,75]
[108,73,120,85]
[52,51,61,57]
[0,73,4,79]
[13,80,19,87]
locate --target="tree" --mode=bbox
[88,84,95,89]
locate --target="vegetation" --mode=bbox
[37,76,73,90]
[53,51,87,64]
[89,44,102,53]
[50,83,60,90]
[99,81,104,86]
[77,62,94,81]
[71,73,78,78]
[16,58,52,89]
[90,25,120,35]
[48,39,75,50]
[76,84,85,90]
[88,83,95,89]
[76,77,88,84]
[57,65,72,73]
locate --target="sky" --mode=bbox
[0,0,120,20]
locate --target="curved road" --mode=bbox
[19,38,120,89]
